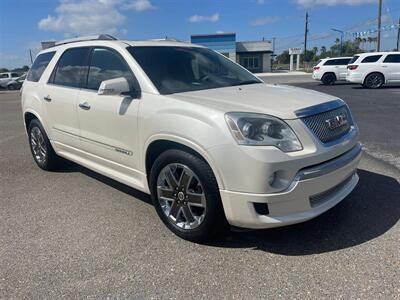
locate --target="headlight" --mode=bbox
[225,112,303,152]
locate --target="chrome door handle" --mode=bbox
[79,102,91,110]
[43,95,52,102]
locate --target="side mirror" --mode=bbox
[98,77,137,97]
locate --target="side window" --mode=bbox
[51,47,90,88]
[337,58,351,65]
[383,54,400,63]
[323,60,336,66]
[11,73,19,77]
[86,48,135,91]
[361,55,382,63]
[26,51,55,82]
[0,74,9,79]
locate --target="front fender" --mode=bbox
[143,134,226,190]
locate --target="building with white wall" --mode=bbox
[191,33,273,73]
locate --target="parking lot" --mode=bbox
[1,80,399,298]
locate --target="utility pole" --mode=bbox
[397,17,400,51]
[331,28,344,56]
[377,0,382,51]
[304,12,309,57]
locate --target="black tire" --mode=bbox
[8,84,17,90]
[28,119,59,171]
[363,73,384,89]
[321,73,336,85]
[149,149,228,243]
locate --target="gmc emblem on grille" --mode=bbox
[325,114,348,130]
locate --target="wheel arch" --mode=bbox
[144,136,225,190]
[322,72,337,80]
[24,110,47,134]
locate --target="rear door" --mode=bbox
[382,54,400,81]
[76,47,141,172]
[43,47,91,150]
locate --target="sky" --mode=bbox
[0,0,399,69]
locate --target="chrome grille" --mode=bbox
[301,105,353,144]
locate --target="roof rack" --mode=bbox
[54,34,117,46]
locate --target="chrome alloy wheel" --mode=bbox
[30,127,47,164]
[366,74,383,88]
[157,163,207,230]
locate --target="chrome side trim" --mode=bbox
[295,99,346,118]
[297,142,362,180]
[53,127,133,156]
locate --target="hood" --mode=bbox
[168,83,338,119]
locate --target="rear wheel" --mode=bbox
[321,73,336,85]
[8,84,17,90]
[363,73,384,89]
[149,149,228,242]
[28,119,60,171]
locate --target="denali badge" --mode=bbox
[325,114,348,130]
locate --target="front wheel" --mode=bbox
[363,73,384,89]
[149,149,228,242]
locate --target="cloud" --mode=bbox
[256,0,265,4]
[250,16,280,26]
[188,13,219,23]
[122,0,156,11]
[38,0,156,36]
[295,0,375,7]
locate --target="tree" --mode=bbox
[276,50,290,64]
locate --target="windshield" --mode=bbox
[127,46,262,94]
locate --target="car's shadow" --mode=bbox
[58,160,399,255]
[351,85,400,90]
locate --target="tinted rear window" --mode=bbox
[27,51,55,82]
[323,59,337,66]
[51,47,91,88]
[361,55,382,63]
[348,56,359,64]
[383,54,400,63]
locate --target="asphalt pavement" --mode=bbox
[0,84,399,299]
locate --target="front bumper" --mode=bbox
[219,143,362,229]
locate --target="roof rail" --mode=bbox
[54,34,117,46]
[148,37,182,42]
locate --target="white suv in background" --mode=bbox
[346,52,400,88]
[21,35,361,242]
[312,57,352,85]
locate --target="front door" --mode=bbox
[77,47,140,172]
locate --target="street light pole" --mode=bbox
[377,0,382,51]
[331,28,344,56]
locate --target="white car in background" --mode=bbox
[346,52,400,88]
[0,72,20,89]
[312,57,352,85]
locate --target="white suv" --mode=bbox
[312,57,352,85]
[346,52,400,88]
[21,35,361,242]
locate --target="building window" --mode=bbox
[241,55,262,72]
